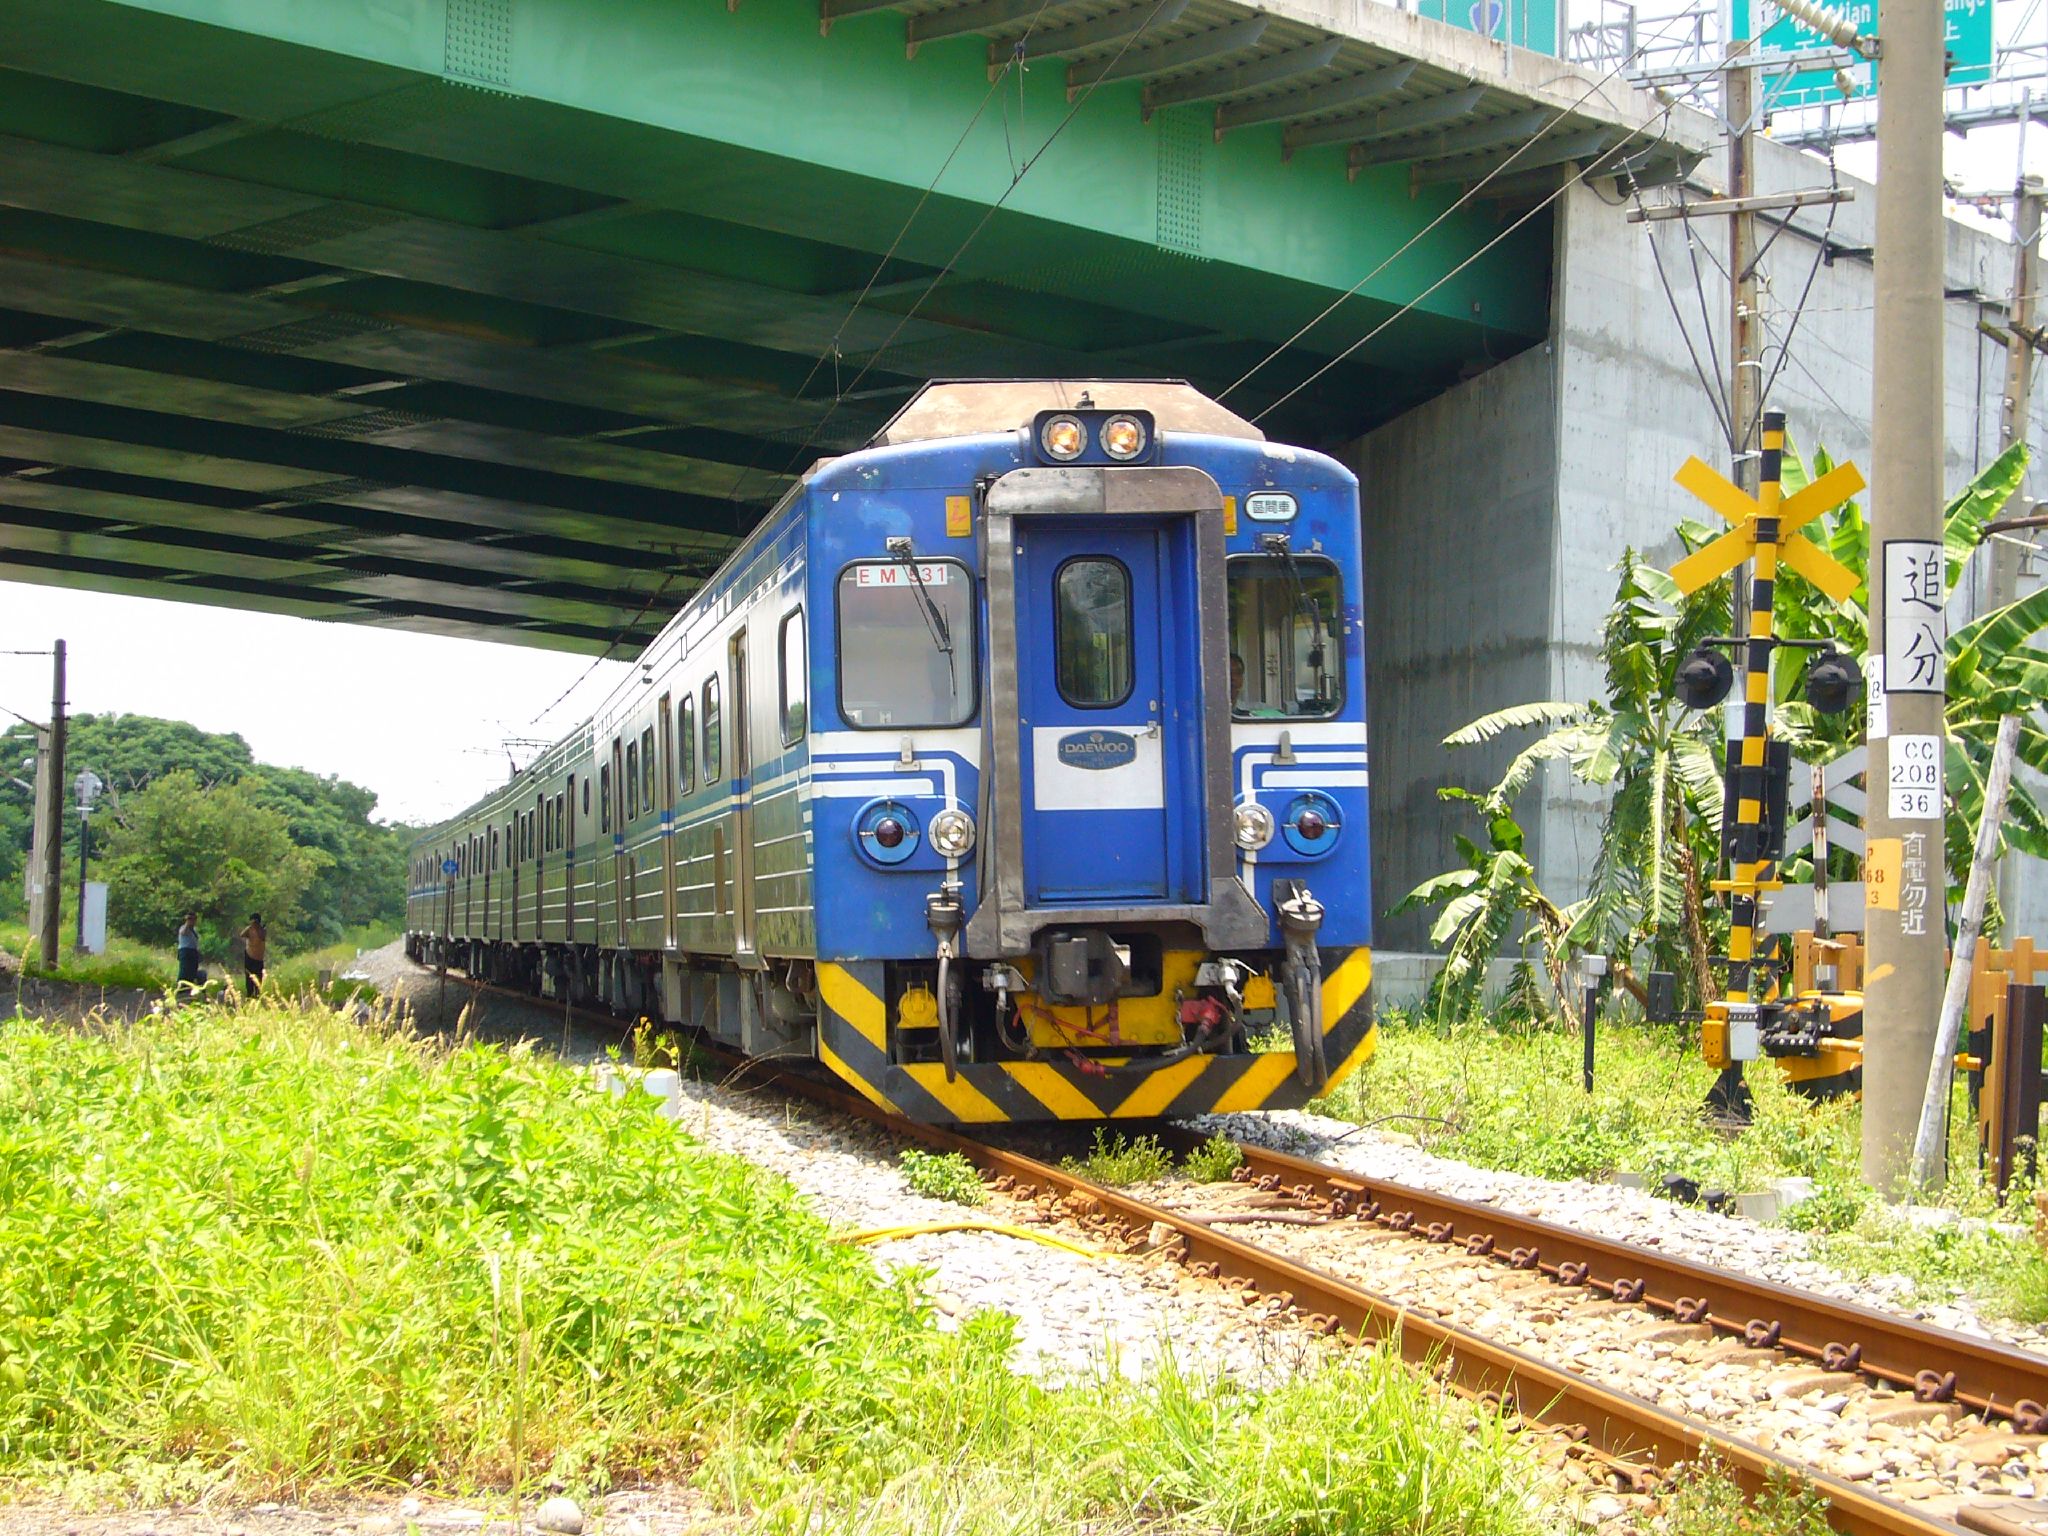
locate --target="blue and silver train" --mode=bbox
[406,380,1375,1123]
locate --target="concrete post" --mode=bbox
[1991,178,2041,930]
[1863,0,1951,1193]
[35,640,64,970]
[1727,49,1761,648]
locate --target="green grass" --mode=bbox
[0,999,1553,1536]
[0,918,174,991]
[1321,1009,2048,1321]
[0,919,395,1004]
[897,1149,986,1207]
[1061,1128,1175,1187]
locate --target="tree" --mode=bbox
[0,713,409,942]
[1404,550,1729,1015]
[98,771,323,949]
[1405,440,2045,1014]
[1763,439,2048,906]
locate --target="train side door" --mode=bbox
[657,693,677,949]
[609,736,626,947]
[727,631,759,963]
[564,775,577,942]
[1013,517,1200,905]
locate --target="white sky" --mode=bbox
[2,14,2042,830]
[0,583,631,827]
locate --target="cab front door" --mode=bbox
[1014,517,1203,906]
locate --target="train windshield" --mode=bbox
[837,559,978,728]
[1227,555,1344,719]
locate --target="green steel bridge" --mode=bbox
[0,0,1700,651]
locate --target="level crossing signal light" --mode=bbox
[1675,646,1735,710]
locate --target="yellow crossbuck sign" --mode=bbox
[1669,457,1865,602]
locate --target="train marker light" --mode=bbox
[1675,646,1735,710]
[1040,415,1086,461]
[1804,646,1863,715]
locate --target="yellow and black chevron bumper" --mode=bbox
[814,947,1376,1124]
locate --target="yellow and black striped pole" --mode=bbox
[1722,408,1788,1010]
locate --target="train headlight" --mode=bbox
[1233,801,1275,851]
[1100,414,1148,460]
[1281,793,1342,856]
[854,799,921,865]
[929,807,977,858]
[1040,414,1086,461]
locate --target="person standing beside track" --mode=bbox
[239,913,267,997]
[176,911,202,993]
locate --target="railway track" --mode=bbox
[429,973,2042,1536]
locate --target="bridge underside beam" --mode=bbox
[0,0,1695,651]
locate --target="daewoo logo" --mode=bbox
[1057,730,1136,769]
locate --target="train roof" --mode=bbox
[871,380,1263,448]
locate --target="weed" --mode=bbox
[1061,1129,1172,1186]
[1662,1451,1832,1536]
[1181,1133,1243,1183]
[1317,1009,2048,1320]
[897,1149,987,1207]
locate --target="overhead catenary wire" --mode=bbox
[527,15,1061,738]
[761,0,1187,484]
[1249,72,1720,425]
[1219,6,1717,406]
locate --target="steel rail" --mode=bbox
[425,975,1961,1536]
[1211,1137,2048,1433]
[680,1049,1962,1536]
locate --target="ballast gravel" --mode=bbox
[621,1063,1334,1384]
[1197,1106,2048,1357]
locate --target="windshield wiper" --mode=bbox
[884,537,957,689]
[1258,533,1326,663]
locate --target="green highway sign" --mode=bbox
[1416,0,1561,56]
[1737,0,1994,111]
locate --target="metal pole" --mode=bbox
[1863,0,1952,1193]
[1583,983,1597,1092]
[36,640,65,970]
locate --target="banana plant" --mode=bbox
[1767,439,2048,901]
[1401,551,1729,1016]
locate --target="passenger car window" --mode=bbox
[640,726,656,809]
[1227,554,1344,720]
[600,765,612,832]
[1054,558,1133,708]
[626,741,640,820]
[702,677,722,782]
[780,607,808,746]
[835,560,976,728]
[678,696,695,793]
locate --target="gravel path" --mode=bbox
[0,1487,729,1536]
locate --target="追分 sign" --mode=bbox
[1736,0,1993,111]
[1882,539,1945,695]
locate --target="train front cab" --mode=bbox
[810,386,1376,1124]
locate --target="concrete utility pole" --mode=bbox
[35,640,65,970]
[1863,0,1952,1193]
[1727,43,1762,648]
[1991,176,2042,929]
